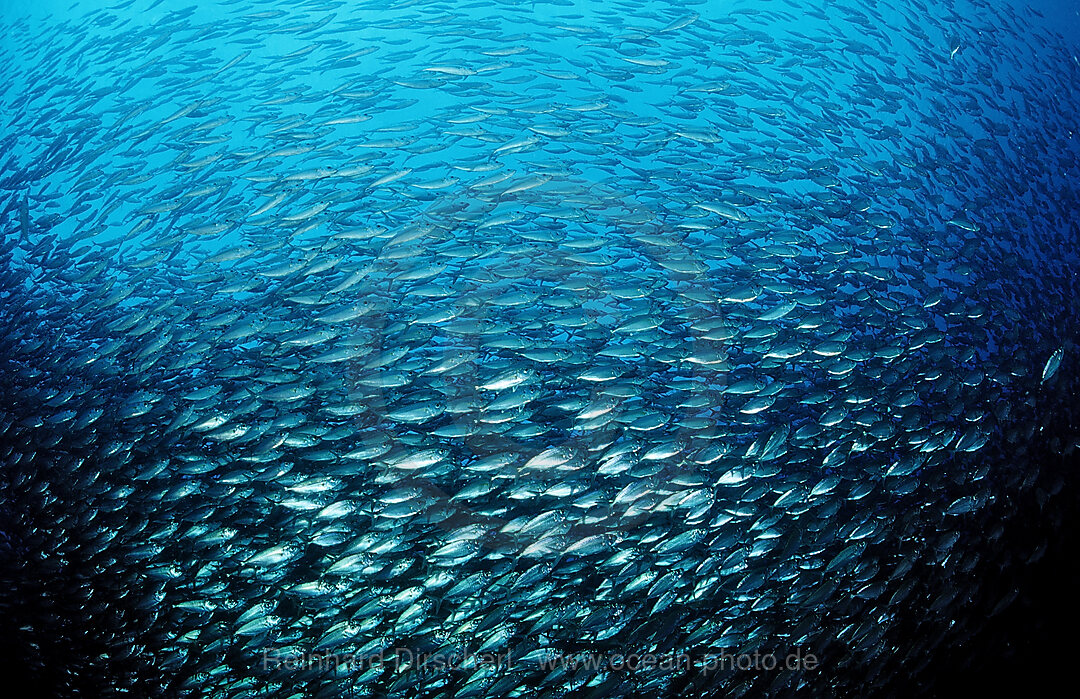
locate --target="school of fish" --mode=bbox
[1,0,1079,696]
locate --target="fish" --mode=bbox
[0,0,1078,698]
[1042,346,1065,383]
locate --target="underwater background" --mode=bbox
[2,0,1080,696]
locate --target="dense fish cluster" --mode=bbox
[1,0,1079,696]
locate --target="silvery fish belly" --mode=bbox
[0,0,1078,697]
